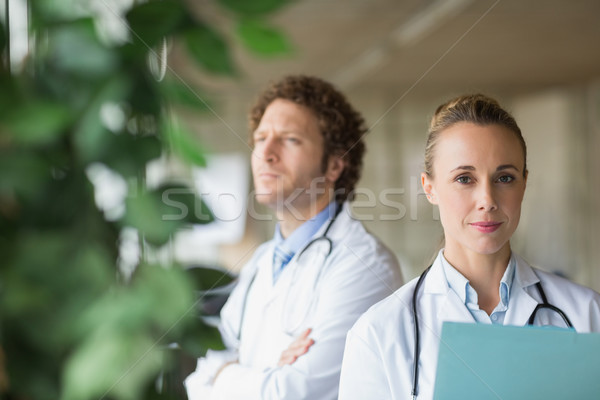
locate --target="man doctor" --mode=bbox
[184,75,403,400]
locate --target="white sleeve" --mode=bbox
[185,249,263,399]
[184,349,238,400]
[209,245,401,400]
[338,328,391,400]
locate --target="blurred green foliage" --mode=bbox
[0,0,291,399]
[237,19,293,56]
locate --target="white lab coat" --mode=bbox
[339,252,600,400]
[185,202,403,400]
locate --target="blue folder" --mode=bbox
[433,322,600,399]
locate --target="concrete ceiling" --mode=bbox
[175,0,600,98]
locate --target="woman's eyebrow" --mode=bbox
[450,165,475,172]
[449,164,521,173]
[496,164,520,172]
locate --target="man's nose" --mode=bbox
[254,136,279,163]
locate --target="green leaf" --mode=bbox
[49,18,117,78]
[5,0,298,398]
[157,183,214,225]
[103,133,162,178]
[237,18,293,56]
[64,264,195,400]
[130,73,162,115]
[63,331,162,400]
[0,21,6,54]
[126,0,186,47]
[0,74,17,114]
[30,0,94,23]
[73,74,132,162]
[0,151,49,201]
[2,232,113,349]
[123,188,181,246]
[163,117,207,167]
[185,266,235,291]
[2,101,71,146]
[178,321,225,358]
[218,0,290,16]
[184,26,236,76]
[134,263,196,325]
[159,77,213,111]
[74,264,194,338]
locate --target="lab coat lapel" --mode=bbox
[424,257,476,324]
[253,245,286,304]
[266,208,340,303]
[258,244,307,305]
[505,255,540,326]
[257,203,348,314]
[439,291,477,323]
[423,253,543,327]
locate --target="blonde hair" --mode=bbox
[424,94,527,178]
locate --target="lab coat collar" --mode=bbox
[254,242,276,284]
[423,254,476,323]
[272,200,337,256]
[306,200,349,242]
[504,254,540,326]
[423,252,542,326]
[422,253,449,295]
[253,202,350,302]
[253,242,299,304]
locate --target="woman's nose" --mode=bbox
[477,182,498,212]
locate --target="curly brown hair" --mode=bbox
[248,75,367,202]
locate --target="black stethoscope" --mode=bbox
[236,204,343,341]
[410,264,574,400]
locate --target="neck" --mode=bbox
[443,241,512,315]
[277,195,334,238]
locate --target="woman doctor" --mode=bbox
[338,94,600,400]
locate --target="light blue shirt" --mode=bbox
[272,201,338,281]
[440,250,516,325]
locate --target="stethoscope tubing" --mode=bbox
[527,281,574,327]
[236,203,342,341]
[410,265,574,399]
[411,265,430,400]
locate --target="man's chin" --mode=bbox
[254,194,300,216]
[254,194,278,208]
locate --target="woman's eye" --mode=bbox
[497,175,515,183]
[456,176,471,184]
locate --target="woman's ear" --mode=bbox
[326,155,345,183]
[421,172,438,205]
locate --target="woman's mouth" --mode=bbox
[470,221,502,233]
